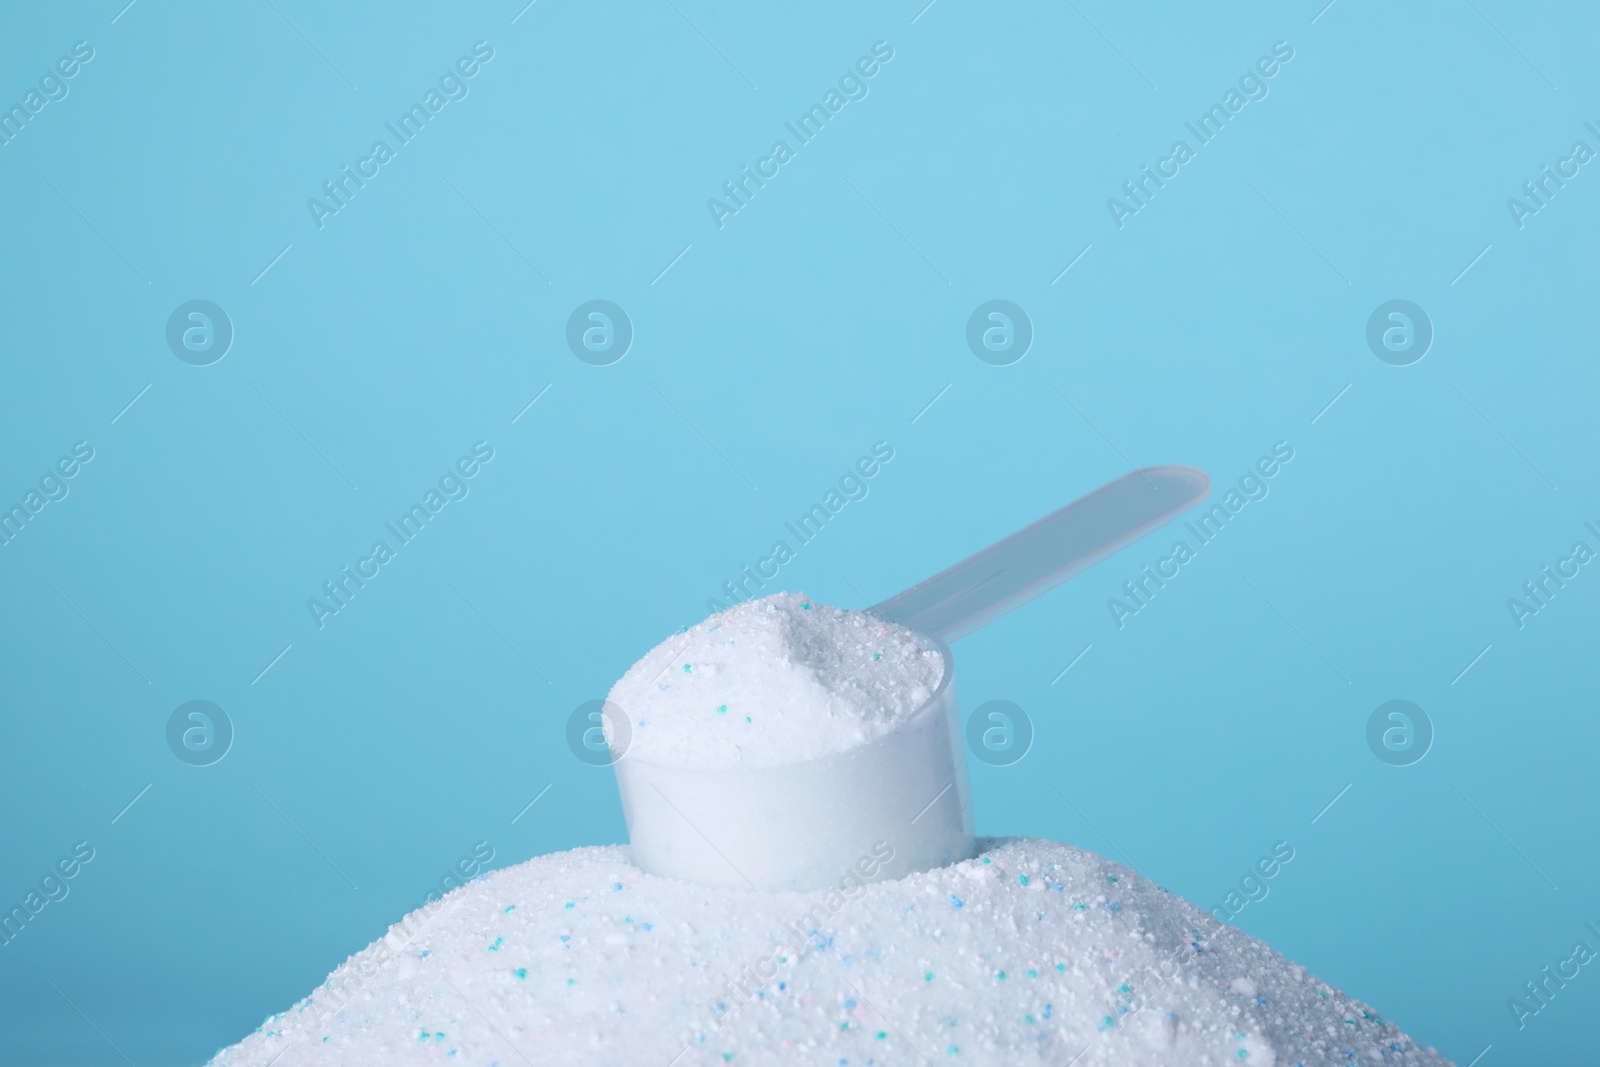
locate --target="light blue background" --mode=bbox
[2,1,1596,1064]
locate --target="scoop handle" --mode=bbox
[871,465,1211,642]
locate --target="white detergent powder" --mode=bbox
[607,592,945,769]
[210,838,1451,1067]
[209,593,1449,1064]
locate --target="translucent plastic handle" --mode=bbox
[871,465,1210,642]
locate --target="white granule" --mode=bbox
[209,838,1451,1067]
[606,592,945,769]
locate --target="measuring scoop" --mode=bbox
[613,465,1211,890]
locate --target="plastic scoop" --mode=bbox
[613,465,1211,891]
[870,465,1211,641]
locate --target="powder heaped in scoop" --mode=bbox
[606,592,944,770]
